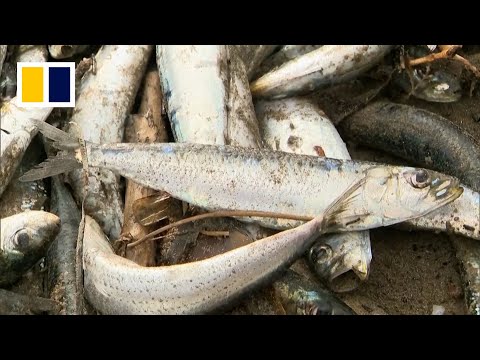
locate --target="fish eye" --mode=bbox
[411,170,430,189]
[13,230,30,250]
[309,244,332,264]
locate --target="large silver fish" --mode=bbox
[255,97,371,281]
[0,211,60,286]
[251,45,393,99]
[22,120,463,233]
[82,176,387,315]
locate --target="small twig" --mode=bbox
[127,210,314,248]
[407,45,462,67]
[453,54,480,78]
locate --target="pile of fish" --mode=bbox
[1,44,479,315]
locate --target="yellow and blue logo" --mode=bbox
[16,62,75,108]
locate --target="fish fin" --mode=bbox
[19,153,82,182]
[28,118,82,150]
[132,192,175,226]
[322,177,370,231]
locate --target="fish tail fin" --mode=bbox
[29,118,83,150]
[19,119,85,182]
[322,176,370,232]
[19,152,83,182]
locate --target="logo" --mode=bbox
[16,62,75,108]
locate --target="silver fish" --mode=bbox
[0,45,51,197]
[66,45,152,240]
[156,45,262,147]
[46,177,81,315]
[0,211,60,286]
[48,45,89,59]
[251,45,393,99]
[256,97,371,281]
[22,121,463,233]
[82,179,365,315]
[232,45,278,80]
[0,136,48,218]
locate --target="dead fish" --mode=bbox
[272,269,355,315]
[0,136,48,218]
[256,97,371,282]
[82,178,371,314]
[0,106,52,197]
[156,45,262,147]
[0,288,60,315]
[48,45,89,59]
[22,120,463,233]
[45,177,81,315]
[393,68,462,103]
[254,45,323,79]
[0,211,60,286]
[65,45,152,240]
[251,45,394,99]
[340,100,480,314]
[0,45,51,197]
[232,45,279,80]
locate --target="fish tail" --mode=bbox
[19,119,85,182]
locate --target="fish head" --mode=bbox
[414,69,462,103]
[307,232,372,282]
[326,166,463,231]
[1,211,60,259]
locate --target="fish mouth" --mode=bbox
[35,213,61,244]
[428,176,463,208]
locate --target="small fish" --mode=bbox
[45,177,81,315]
[82,177,368,314]
[22,120,463,233]
[250,45,394,99]
[0,136,48,218]
[393,68,462,103]
[65,45,152,240]
[272,269,355,315]
[256,97,371,282]
[48,45,89,59]
[0,211,60,286]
